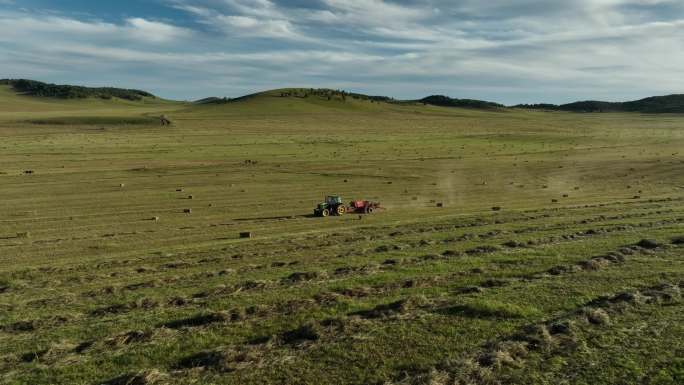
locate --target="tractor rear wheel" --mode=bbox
[336,205,346,215]
[321,208,330,217]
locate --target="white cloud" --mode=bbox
[125,18,190,42]
[173,1,305,40]
[2,1,684,103]
[211,14,299,38]
[314,0,431,27]
[0,13,190,44]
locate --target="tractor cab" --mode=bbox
[326,196,343,205]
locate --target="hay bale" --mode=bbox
[175,350,226,370]
[636,239,661,249]
[183,209,192,214]
[119,183,125,188]
[436,202,444,207]
[5,320,36,332]
[163,311,231,329]
[187,195,194,200]
[465,245,499,255]
[281,323,321,345]
[491,206,502,211]
[240,232,252,239]
[580,258,610,271]
[478,341,528,368]
[284,271,326,282]
[458,286,484,294]
[442,250,462,257]
[586,308,610,325]
[548,321,573,335]
[502,240,524,248]
[16,232,30,239]
[105,330,152,346]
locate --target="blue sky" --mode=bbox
[1,0,683,104]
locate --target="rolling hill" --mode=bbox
[515,94,684,113]
[0,81,180,120]
[1,79,156,101]
[4,79,684,113]
[418,95,505,109]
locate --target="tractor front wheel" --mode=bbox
[321,208,330,217]
[336,205,346,216]
[365,207,374,214]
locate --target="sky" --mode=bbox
[0,0,683,104]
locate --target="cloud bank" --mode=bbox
[0,0,683,103]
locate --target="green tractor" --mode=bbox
[314,196,347,217]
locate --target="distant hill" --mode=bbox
[4,79,682,113]
[419,95,504,110]
[194,97,232,105]
[621,94,684,113]
[195,88,399,106]
[0,79,155,101]
[515,94,684,113]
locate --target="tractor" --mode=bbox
[314,196,382,217]
[314,196,347,217]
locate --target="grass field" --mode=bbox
[0,85,683,385]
